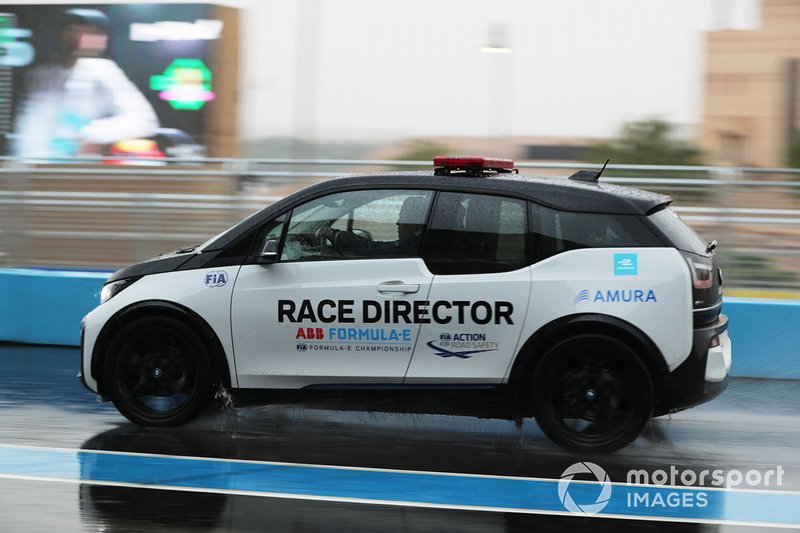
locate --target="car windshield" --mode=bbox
[195,208,264,253]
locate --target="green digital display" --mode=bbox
[149,58,215,111]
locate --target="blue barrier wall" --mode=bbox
[723,297,800,379]
[0,269,798,378]
[0,269,107,346]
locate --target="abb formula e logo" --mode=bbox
[296,328,325,340]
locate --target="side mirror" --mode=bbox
[258,239,280,264]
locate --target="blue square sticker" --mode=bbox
[614,253,638,276]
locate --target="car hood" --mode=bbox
[105,250,196,284]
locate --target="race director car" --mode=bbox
[81,157,731,452]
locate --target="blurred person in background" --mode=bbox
[13,8,158,159]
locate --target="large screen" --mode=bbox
[0,4,236,160]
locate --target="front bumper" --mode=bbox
[78,320,94,393]
[654,314,731,416]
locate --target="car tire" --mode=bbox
[104,316,213,427]
[531,334,653,453]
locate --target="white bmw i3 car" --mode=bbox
[81,157,731,452]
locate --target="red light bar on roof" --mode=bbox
[433,156,515,177]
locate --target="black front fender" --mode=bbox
[91,300,232,394]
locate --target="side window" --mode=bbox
[421,192,528,275]
[280,189,433,262]
[531,203,664,261]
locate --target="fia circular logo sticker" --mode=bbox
[204,270,228,288]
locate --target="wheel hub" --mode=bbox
[561,363,624,422]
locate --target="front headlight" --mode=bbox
[100,277,139,304]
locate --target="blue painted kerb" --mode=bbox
[0,269,798,379]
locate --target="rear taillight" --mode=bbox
[679,250,722,324]
[708,334,721,348]
[685,257,713,289]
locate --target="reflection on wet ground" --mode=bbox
[1,344,799,532]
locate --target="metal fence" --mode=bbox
[1,157,799,291]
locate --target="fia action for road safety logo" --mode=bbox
[426,332,500,359]
[204,270,228,288]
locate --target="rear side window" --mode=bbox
[421,192,528,275]
[648,207,708,255]
[531,204,663,261]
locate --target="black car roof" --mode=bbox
[203,171,671,252]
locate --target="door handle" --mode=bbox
[378,282,420,294]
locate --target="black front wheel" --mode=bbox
[104,317,213,426]
[531,334,653,453]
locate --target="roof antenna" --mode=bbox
[595,158,610,180]
[569,159,610,183]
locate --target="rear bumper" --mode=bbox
[654,314,731,416]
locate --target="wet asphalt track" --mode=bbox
[1,343,799,532]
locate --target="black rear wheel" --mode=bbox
[104,317,213,426]
[532,334,653,453]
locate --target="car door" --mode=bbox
[405,192,532,383]
[230,189,435,388]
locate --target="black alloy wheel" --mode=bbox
[104,317,213,426]
[531,334,653,453]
